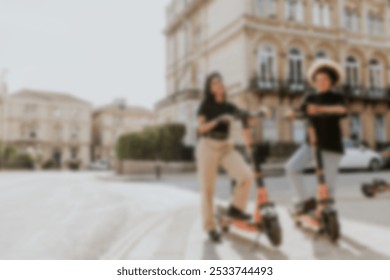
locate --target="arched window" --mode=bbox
[288,48,304,90]
[350,113,362,140]
[345,56,360,94]
[258,45,277,89]
[256,0,277,18]
[375,114,386,143]
[285,0,304,22]
[368,59,383,97]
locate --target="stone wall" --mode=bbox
[116,160,196,175]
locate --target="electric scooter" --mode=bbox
[362,179,390,198]
[292,124,341,242]
[216,111,282,247]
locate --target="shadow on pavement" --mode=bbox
[300,231,389,260]
[202,233,288,260]
[202,241,221,260]
[228,233,288,260]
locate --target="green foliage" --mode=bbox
[68,160,81,171]
[42,159,56,170]
[116,123,187,162]
[0,142,35,169]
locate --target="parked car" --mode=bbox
[306,140,383,172]
[88,160,111,171]
[380,146,390,167]
[339,140,383,171]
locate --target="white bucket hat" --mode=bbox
[307,59,345,87]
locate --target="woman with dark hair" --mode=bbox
[196,72,258,243]
[285,59,348,215]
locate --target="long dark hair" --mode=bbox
[203,72,226,103]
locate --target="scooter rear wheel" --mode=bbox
[264,216,282,247]
[221,225,230,233]
[362,183,375,198]
[322,210,340,242]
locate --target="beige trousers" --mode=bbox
[196,138,253,231]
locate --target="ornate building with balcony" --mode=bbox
[158,0,390,151]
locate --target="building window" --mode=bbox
[178,23,189,59]
[368,59,384,97]
[183,23,189,56]
[194,23,202,47]
[315,50,328,60]
[28,125,37,139]
[53,108,62,118]
[258,45,277,89]
[263,108,278,141]
[375,114,386,143]
[114,116,122,125]
[345,56,360,95]
[70,148,79,160]
[350,113,362,140]
[24,104,37,116]
[70,126,79,141]
[293,120,305,143]
[344,9,359,32]
[285,0,304,22]
[313,2,331,27]
[288,48,304,90]
[256,0,277,18]
[367,13,383,35]
[71,108,80,119]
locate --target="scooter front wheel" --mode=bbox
[361,183,375,198]
[264,215,282,247]
[322,210,340,242]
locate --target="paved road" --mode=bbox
[112,171,390,227]
[0,171,389,260]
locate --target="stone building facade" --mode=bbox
[157,0,390,150]
[92,99,156,163]
[0,89,92,169]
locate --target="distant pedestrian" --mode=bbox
[155,157,162,180]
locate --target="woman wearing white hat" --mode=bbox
[285,59,348,215]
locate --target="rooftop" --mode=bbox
[10,89,91,106]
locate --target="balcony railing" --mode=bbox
[249,78,312,95]
[250,78,390,102]
[342,85,390,100]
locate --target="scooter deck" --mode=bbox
[216,205,262,233]
[290,210,322,233]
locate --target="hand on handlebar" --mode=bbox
[284,109,296,120]
[259,106,271,118]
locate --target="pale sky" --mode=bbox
[0,0,170,109]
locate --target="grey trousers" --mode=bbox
[285,144,342,201]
